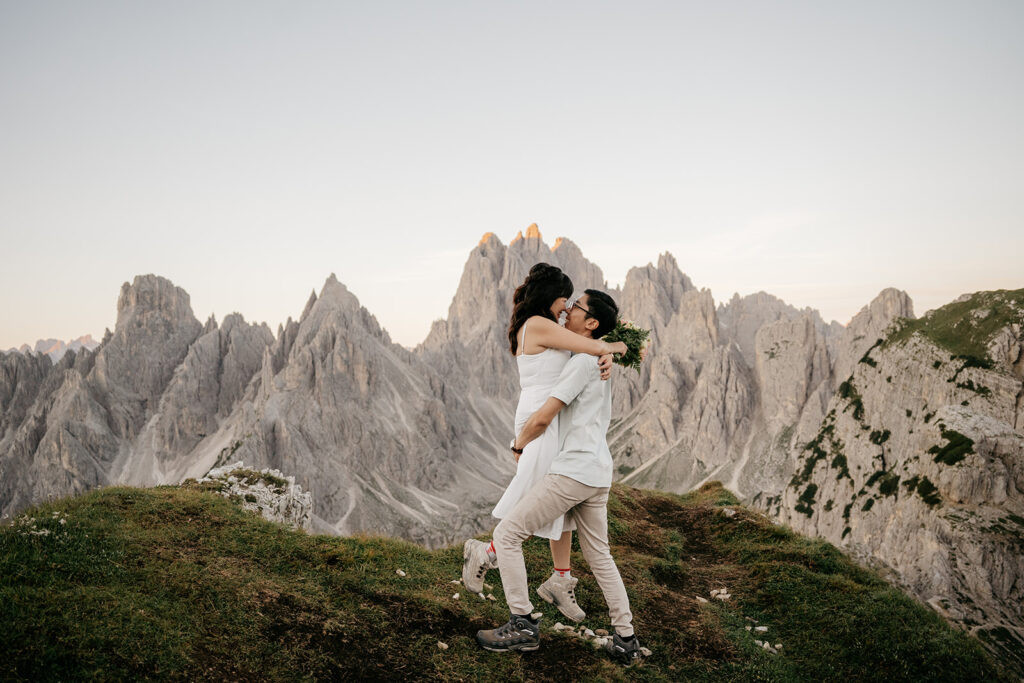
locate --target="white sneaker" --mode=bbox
[462,539,497,594]
[536,573,586,622]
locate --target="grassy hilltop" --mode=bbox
[0,481,1012,682]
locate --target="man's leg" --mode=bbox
[492,474,593,617]
[570,488,634,637]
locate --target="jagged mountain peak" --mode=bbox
[115,275,196,328]
[290,274,390,351]
[510,222,542,244]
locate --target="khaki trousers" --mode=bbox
[493,473,634,637]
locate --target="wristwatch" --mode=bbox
[510,439,524,455]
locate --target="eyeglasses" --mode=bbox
[571,300,592,317]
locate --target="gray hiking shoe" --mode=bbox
[462,539,497,594]
[476,613,542,652]
[536,573,586,622]
[605,632,642,666]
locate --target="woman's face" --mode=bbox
[549,296,568,319]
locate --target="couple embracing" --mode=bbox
[461,263,642,666]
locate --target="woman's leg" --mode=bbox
[550,529,573,570]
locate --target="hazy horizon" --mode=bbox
[2,2,1022,349]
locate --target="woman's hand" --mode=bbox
[598,353,613,380]
[612,341,628,356]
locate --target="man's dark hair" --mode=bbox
[584,289,619,339]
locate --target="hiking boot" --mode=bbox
[536,573,586,622]
[605,632,642,666]
[462,539,497,594]
[476,613,541,652]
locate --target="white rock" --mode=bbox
[583,628,595,638]
[755,626,768,632]
[450,579,461,585]
[477,592,485,599]
[437,641,448,650]
[722,508,736,518]
[200,461,313,530]
[745,626,752,631]
[696,596,709,604]
[452,593,460,600]
[486,594,496,601]
[396,569,406,577]
[640,646,653,657]
[531,612,543,621]
[484,583,493,590]
[775,643,783,649]
[715,593,730,600]
[591,637,607,649]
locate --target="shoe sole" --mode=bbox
[536,584,586,622]
[478,642,540,653]
[462,540,485,593]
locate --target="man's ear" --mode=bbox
[585,317,600,333]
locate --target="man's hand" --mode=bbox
[513,397,567,454]
[598,353,613,380]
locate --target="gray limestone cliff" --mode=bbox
[179,274,514,547]
[776,289,1024,671]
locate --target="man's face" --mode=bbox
[564,293,596,337]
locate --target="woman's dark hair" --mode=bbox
[583,289,619,339]
[508,263,574,354]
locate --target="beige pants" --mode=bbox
[493,473,634,637]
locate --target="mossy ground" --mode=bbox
[0,482,1011,682]
[883,288,1024,363]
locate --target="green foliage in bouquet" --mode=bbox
[602,319,650,373]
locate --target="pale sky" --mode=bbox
[2,1,1021,350]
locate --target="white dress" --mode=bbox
[491,320,576,540]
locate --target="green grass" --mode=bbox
[0,482,1012,682]
[883,289,1024,364]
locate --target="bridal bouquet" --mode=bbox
[603,320,650,373]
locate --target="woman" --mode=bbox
[462,263,627,622]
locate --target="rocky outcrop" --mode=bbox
[777,289,1024,672]
[197,461,313,530]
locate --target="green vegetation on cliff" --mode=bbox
[0,483,1010,681]
[883,288,1024,364]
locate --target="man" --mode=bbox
[474,290,642,666]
